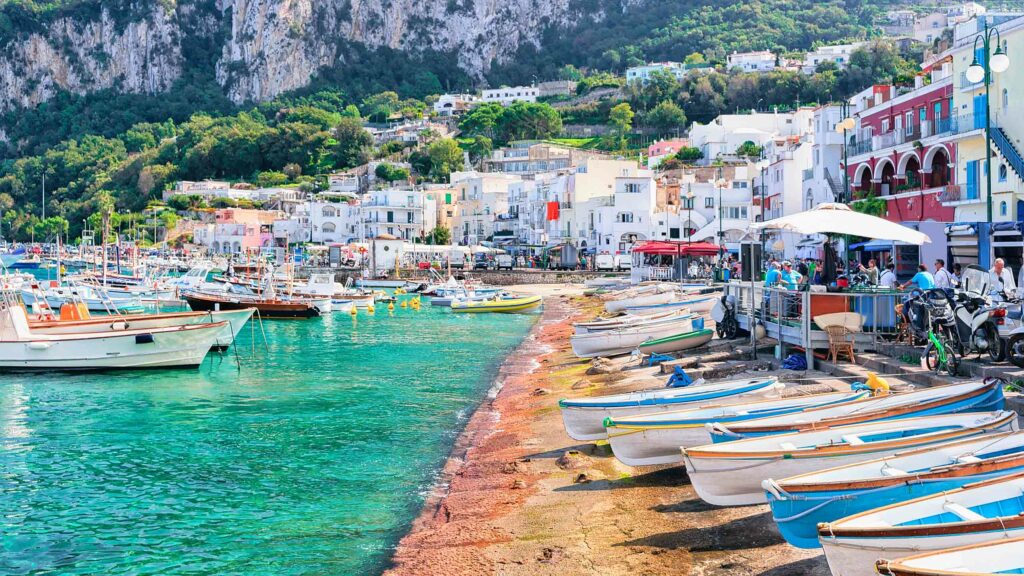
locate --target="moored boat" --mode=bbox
[573,308,690,334]
[450,294,542,313]
[184,290,320,318]
[764,430,1024,549]
[682,410,1018,506]
[819,469,1024,576]
[625,296,717,316]
[604,388,871,466]
[559,377,784,441]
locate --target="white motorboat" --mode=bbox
[0,290,227,370]
[28,307,256,350]
[605,290,683,314]
[573,309,691,334]
[625,295,718,316]
[604,389,870,466]
[559,377,784,441]
[682,411,1018,506]
[820,470,1024,576]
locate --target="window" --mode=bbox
[407,212,414,224]
[881,119,890,132]
[905,111,914,136]
[732,181,748,189]
[617,212,634,223]
[682,197,695,209]
[1000,164,1008,182]
[1004,88,1010,111]
[1001,201,1008,216]
[705,197,714,208]
[669,227,680,239]
[624,183,641,193]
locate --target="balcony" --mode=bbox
[801,168,814,181]
[937,185,963,203]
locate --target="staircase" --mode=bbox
[992,126,1024,180]
[824,167,846,202]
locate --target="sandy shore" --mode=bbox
[385,290,830,576]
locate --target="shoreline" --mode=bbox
[385,288,829,575]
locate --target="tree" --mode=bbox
[427,225,451,245]
[608,102,634,150]
[684,52,706,66]
[467,135,493,161]
[361,91,401,123]
[332,118,374,169]
[736,140,763,158]
[426,138,464,181]
[375,162,410,182]
[645,100,687,131]
[33,216,69,240]
[675,147,704,162]
[167,195,191,211]
[283,163,303,180]
[495,102,562,143]
[459,103,504,139]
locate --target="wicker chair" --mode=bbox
[824,324,857,364]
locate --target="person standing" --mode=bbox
[780,260,801,289]
[879,262,899,289]
[990,257,1017,298]
[858,259,879,285]
[933,259,955,290]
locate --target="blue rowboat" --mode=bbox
[559,376,784,441]
[819,467,1024,576]
[707,379,1005,443]
[764,430,1024,549]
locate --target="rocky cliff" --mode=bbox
[0,0,606,111]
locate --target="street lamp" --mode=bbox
[835,104,856,204]
[965,20,1010,226]
[709,177,729,263]
[686,186,695,242]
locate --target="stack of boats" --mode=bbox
[571,282,720,358]
[558,369,1024,575]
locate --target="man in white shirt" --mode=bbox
[990,258,1017,298]
[933,259,955,290]
[879,262,899,289]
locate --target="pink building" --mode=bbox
[647,139,690,168]
[197,208,279,254]
[844,60,959,224]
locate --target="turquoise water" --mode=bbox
[0,302,537,575]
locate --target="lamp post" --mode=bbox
[686,186,695,242]
[709,177,729,268]
[835,102,856,204]
[966,20,1010,227]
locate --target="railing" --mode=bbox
[725,282,905,366]
[953,114,981,134]
[637,266,674,281]
[992,126,1024,179]
[849,139,873,156]
[937,185,963,203]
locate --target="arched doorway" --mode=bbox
[877,160,896,195]
[855,164,872,195]
[904,155,921,189]
[929,147,951,187]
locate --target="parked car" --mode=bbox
[495,254,514,270]
[473,256,491,270]
[595,253,616,271]
[616,254,632,271]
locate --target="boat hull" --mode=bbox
[29,308,255,350]
[185,294,319,318]
[637,328,713,354]
[0,323,225,371]
[570,317,696,358]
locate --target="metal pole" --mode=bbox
[984,26,994,227]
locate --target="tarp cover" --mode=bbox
[632,241,721,256]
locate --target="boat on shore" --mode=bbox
[570,315,697,358]
[573,309,690,334]
[875,537,1024,576]
[625,296,717,316]
[604,388,871,466]
[636,327,714,354]
[0,290,228,370]
[706,379,1006,442]
[559,377,784,441]
[682,410,1018,507]
[764,430,1024,549]
[819,469,1024,576]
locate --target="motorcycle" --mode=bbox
[994,293,1024,367]
[948,265,1004,362]
[711,293,739,339]
[904,288,960,376]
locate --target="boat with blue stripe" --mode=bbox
[764,430,1024,549]
[707,379,1005,443]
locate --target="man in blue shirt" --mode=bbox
[779,261,802,289]
[901,264,935,291]
[764,262,781,287]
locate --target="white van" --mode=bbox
[615,254,632,271]
[595,253,616,271]
[495,254,514,270]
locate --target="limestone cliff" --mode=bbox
[0,0,606,111]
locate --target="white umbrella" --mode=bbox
[751,203,931,245]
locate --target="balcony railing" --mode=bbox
[937,184,963,203]
[847,115,972,157]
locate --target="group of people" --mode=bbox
[899,257,1018,298]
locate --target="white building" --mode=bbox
[593,174,659,254]
[328,172,363,195]
[664,166,759,254]
[688,109,815,165]
[362,188,437,242]
[433,93,478,116]
[757,135,815,259]
[481,86,539,105]
[450,172,519,245]
[802,42,867,73]
[801,104,848,211]
[727,51,777,72]
[625,62,686,84]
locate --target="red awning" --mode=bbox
[632,241,721,256]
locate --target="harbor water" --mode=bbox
[0,302,537,574]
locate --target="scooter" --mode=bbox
[949,265,1004,362]
[711,293,739,339]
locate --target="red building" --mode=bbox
[844,58,960,224]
